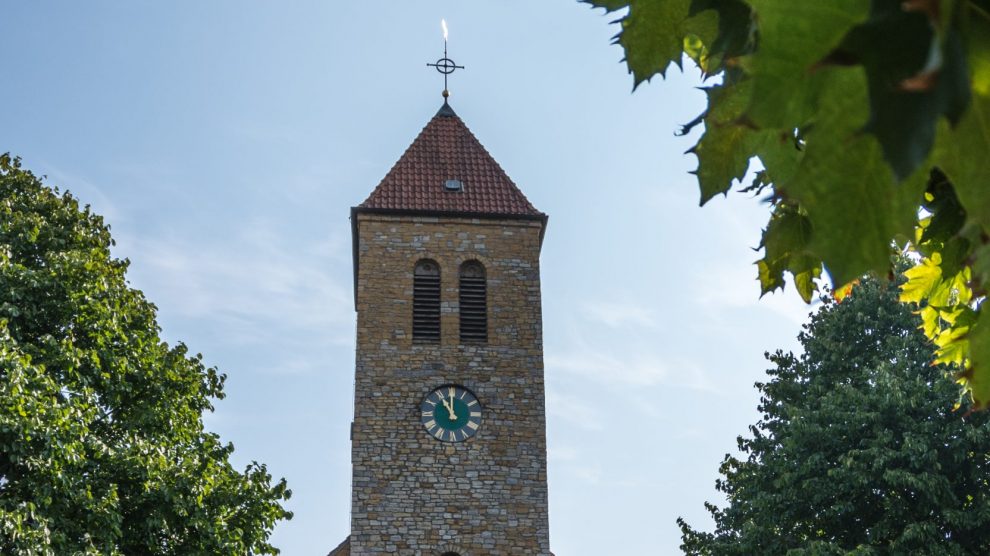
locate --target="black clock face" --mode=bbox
[420,385,482,442]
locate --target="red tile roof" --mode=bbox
[358,102,543,217]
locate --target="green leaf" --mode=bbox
[756,204,821,302]
[920,305,941,338]
[935,318,971,366]
[688,0,755,64]
[936,93,990,233]
[757,259,783,294]
[790,254,822,304]
[831,2,971,179]
[692,123,757,203]
[936,236,971,280]
[901,254,943,304]
[583,0,630,11]
[594,0,717,87]
[690,81,767,203]
[741,0,868,128]
[773,67,929,288]
[919,171,967,245]
[970,16,990,97]
[973,243,990,293]
[968,309,990,409]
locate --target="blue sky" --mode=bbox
[1,2,815,554]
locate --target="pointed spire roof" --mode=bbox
[358,102,543,218]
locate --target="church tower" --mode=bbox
[334,99,551,555]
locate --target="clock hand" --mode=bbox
[437,392,455,420]
[442,396,457,420]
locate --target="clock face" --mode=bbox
[420,385,482,442]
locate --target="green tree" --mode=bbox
[585,0,990,407]
[677,276,990,554]
[0,154,291,555]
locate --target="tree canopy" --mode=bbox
[0,154,291,554]
[585,0,990,407]
[678,276,990,554]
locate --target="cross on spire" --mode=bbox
[426,19,464,99]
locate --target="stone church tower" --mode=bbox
[329,100,551,555]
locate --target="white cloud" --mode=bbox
[546,391,604,431]
[547,336,719,394]
[571,463,603,485]
[547,348,668,387]
[581,301,657,329]
[114,219,354,350]
[547,445,579,463]
[692,258,817,328]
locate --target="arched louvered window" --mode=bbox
[413,260,441,343]
[459,261,487,343]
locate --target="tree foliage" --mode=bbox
[585,0,990,407]
[0,154,291,555]
[678,276,990,554]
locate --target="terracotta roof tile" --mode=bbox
[359,102,543,217]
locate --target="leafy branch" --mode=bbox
[585,0,990,407]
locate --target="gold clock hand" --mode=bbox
[437,392,456,420]
[443,396,457,420]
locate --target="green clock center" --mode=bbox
[435,397,469,429]
[420,385,482,443]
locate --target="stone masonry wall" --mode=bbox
[350,213,551,555]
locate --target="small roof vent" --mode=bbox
[444,179,464,192]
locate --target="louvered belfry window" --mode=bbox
[459,261,488,343]
[413,260,441,343]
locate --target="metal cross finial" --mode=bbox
[426,19,464,99]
